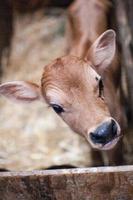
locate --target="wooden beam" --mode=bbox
[0,166,133,199]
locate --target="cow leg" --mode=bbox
[90,149,104,167]
[91,139,124,166]
[106,139,124,166]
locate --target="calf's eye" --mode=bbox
[51,104,64,114]
[98,78,104,100]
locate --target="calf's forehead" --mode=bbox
[41,56,99,93]
[41,56,108,117]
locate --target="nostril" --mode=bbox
[90,120,118,145]
[90,132,107,144]
[111,120,117,137]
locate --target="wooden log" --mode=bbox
[0,166,133,200]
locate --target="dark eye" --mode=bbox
[51,104,64,114]
[98,78,104,99]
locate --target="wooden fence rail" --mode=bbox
[0,166,133,200]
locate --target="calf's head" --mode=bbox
[0,30,121,150]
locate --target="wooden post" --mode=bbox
[0,0,13,77]
[114,0,133,123]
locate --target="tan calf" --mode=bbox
[0,0,127,165]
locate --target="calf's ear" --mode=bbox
[0,81,42,103]
[87,29,116,73]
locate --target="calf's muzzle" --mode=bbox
[90,120,118,145]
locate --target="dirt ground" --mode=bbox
[0,8,133,171]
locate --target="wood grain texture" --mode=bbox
[0,166,133,200]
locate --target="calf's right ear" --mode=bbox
[87,29,116,73]
[0,81,42,103]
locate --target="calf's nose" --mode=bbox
[90,120,117,145]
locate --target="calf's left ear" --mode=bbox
[87,29,116,73]
[0,81,42,103]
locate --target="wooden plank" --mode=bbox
[0,166,133,200]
